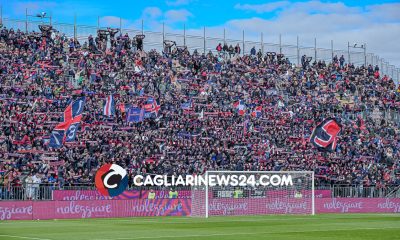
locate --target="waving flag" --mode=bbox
[103,95,115,117]
[233,100,246,116]
[151,100,161,115]
[144,97,155,111]
[251,106,262,118]
[181,100,193,110]
[49,97,85,148]
[144,98,161,118]
[119,103,131,113]
[310,118,342,152]
[126,107,145,123]
[125,97,161,123]
[243,119,250,136]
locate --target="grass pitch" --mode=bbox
[0,214,399,240]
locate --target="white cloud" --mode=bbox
[365,3,400,22]
[165,9,193,24]
[99,16,125,27]
[285,1,361,15]
[234,1,290,13]
[12,1,57,15]
[142,7,163,20]
[235,1,361,15]
[122,7,192,32]
[166,0,191,7]
[131,7,164,30]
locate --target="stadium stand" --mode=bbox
[0,25,400,200]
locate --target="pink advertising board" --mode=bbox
[316,198,400,213]
[207,198,400,216]
[1,198,399,220]
[0,201,33,220]
[0,199,190,220]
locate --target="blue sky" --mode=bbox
[1,0,400,67]
[2,0,400,29]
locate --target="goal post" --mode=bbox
[191,171,315,218]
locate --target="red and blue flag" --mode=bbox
[310,118,342,152]
[144,97,161,117]
[233,100,246,116]
[49,97,85,148]
[126,107,145,123]
[251,106,262,118]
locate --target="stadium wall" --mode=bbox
[1,198,399,220]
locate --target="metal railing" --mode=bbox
[0,183,56,200]
[1,16,399,83]
[332,185,400,198]
[1,184,399,201]
[341,108,400,127]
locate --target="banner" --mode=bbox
[1,198,400,220]
[206,198,400,216]
[0,201,33,220]
[316,198,400,213]
[0,199,191,220]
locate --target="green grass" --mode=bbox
[0,214,400,240]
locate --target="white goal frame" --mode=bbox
[201,171,315,218]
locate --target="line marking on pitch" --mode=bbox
[0,235,52,240]
[95,226,400,240]
[81,214,400,225]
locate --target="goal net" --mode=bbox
[191,171,314,218]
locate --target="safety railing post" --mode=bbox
[203,26,206,54]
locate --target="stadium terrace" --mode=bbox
[0,5,399,239]
[0,23,399,193]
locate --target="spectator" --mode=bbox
[339,55,345,68]
[228,45,234,58]
[169,188,178,199]
[250,46,256,56]
[148,189,155,199]
[222,43,228,58]
[216,43,222,55]
[32,172,41,200]
[25,172,34,200]
[0,25,398,194]
[235,43,241,55]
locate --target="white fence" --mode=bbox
[1,16,399,83]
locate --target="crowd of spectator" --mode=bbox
[0,26,400,199]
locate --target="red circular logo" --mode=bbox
[95,164,128,197]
